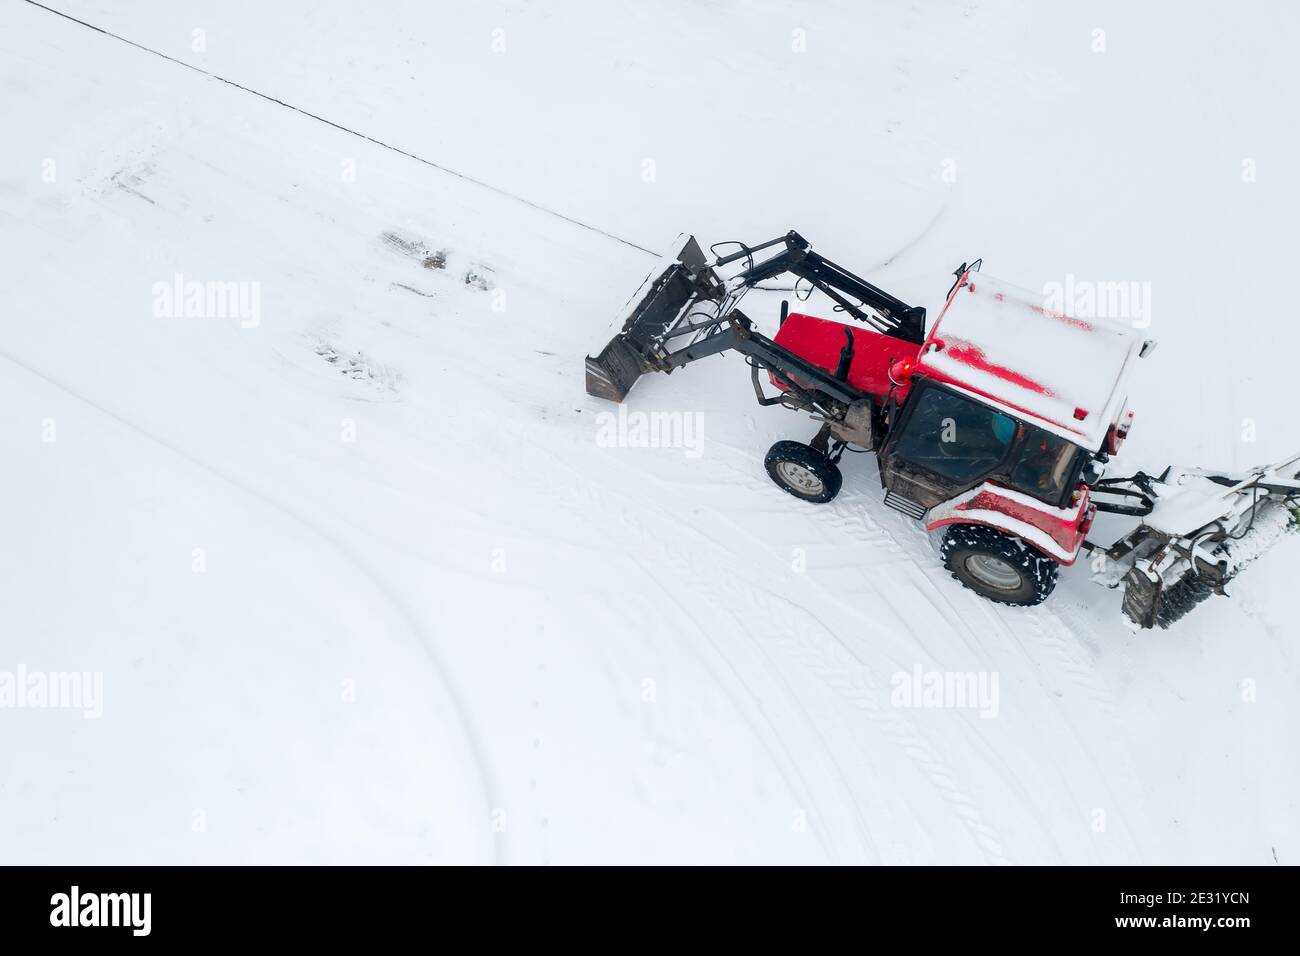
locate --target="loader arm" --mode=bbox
[585,231,923,403]
[656,313,871,407]
[720,231,927,344]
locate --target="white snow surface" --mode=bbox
[2,0,1298,864]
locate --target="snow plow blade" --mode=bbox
[585,234,725,402]
[1097,456,1300,628]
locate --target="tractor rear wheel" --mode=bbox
[764,440,842,504]
[940,525,1058,607]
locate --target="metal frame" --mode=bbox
[715,231,927,343]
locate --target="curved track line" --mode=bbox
[861,200,949,272]
[0,345,504,865]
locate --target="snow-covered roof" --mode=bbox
[915,273,1143,451]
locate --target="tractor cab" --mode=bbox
[882,378,1086,510]
[878,270,1145,565]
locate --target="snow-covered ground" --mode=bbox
[2,0,1296,864]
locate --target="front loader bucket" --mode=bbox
[585,338,649,404]
[585,234,723,402]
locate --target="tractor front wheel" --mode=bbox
[764,440,842,504]
[940,525,1058,607]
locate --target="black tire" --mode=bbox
[764,440,842,504]
[940,524,1058,607]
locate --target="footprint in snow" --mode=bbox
[314,341,401,396]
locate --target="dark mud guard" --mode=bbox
[585,235,721,402]
[1120,567,1161,629]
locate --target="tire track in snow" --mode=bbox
[676,443,1143,859]
[758,612,1011,864]
[526,441,1010,863]
[714,446,1145,857]
[437,416,879,860]
[604,461,1010,859]
[219,307,1015,860]
[559,473,861,862]
[319,400,885,861]
[740,446,1119,711]
[0,346,505,865]
[826,484,1141,830]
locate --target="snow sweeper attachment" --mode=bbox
[1093,456,1300,629]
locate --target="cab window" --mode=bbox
[1009,427,1081,505]
[891,386,1017,484]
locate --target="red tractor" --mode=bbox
[585,232,1300,627]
